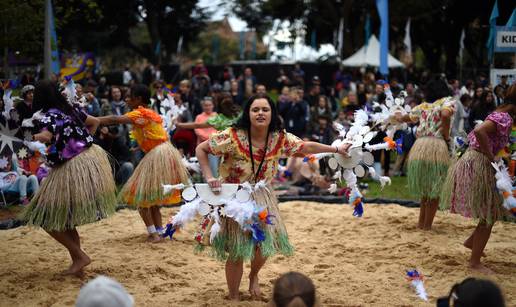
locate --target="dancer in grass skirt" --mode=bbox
[21,80,117,277]
[441,84,516,274]
[393,77,455,230]
[196,93,351,300]
[99,84,189,243]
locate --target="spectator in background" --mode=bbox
[191,63,211,103]
[460,94,473,133]
[96,76,109,99]
[291,63,305,87]
[460,79,474,97]
[221,65,234,92]
[79,84,101,117]
[469,91,496,129]
[123,65,133,85]
[271,272,317,307]
[305,84,321,108]
[280,88,309,138]
[310,116,334,145]
[179,79,201,118]
[356,83,368,106]
[472,86,484,107]
[449,79,461,100]
[151,81,167,115]
[193,97,217,145]
[310,95,333,132]
[230,80,244,106]
[451,91,466,138]
[0,155,39,205]
[98,87,134,185]
[276,68,290,90]
[278,86,291,104]
[15,84,35,121]
[404,82,417,106]
[256,84,267,95]
[390,77,403,97]
[238,67,257,100]
[327,87,339,114]
[341,91,360,112]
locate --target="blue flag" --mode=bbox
[486,0,498,63]
[376,0,389,76]
[49,0,60,75]
[506,8,516,27]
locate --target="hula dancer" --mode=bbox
[394,77,455,230]
[195,94,350,300]
[441,84,516,274]
[99,84,189,243]
[21,81,117,277]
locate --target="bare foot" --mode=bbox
[464,242,486,257]
[469,263,495,275]
[62,254,91,278]
[146,233,162,243]
[227,293,240,301]
[249,274,261,300]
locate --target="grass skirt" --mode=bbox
[199,186,293,262]
[407,137,451,199]
[120,142,189,208]
[21,144,117,231]
[441,149,504,225]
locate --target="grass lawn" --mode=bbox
[360,176,417,201]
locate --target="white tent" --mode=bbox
[342,35,405,68]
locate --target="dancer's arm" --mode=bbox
[299,141,351,155]
[393,112,416,123]
[196,140,221,191]
[33,131,53,144]
[473,120,497,161]
[85,115,100,135]
[176,122,212,129]
[97,115,132,126]
[440,109,452,143]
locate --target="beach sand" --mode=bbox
[1,202,515,306]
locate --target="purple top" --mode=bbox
[37,108,94,166]
[468,112,512,155]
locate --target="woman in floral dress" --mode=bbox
[394,77,455,230]
[196,93,351,300]
[21,80,117,277]
[441,84,516,273]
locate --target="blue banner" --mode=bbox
[49,0,60,75]
[486,0,499,63]
[376,0,389,76]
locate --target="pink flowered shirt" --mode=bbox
[468,112,513,155]
[208,127,304,183]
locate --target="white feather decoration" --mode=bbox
[171,197,202,226]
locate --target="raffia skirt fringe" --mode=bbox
[120,142,189,208]
[440,149,504,225]
[21,144,117,231]
[198,186,293,262]
[407,137,451,199]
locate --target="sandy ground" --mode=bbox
[0,202,515,307]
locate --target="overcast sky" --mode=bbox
[198,0,248,32]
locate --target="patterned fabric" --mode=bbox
[467,112,512,156]
[206,113,240,131]
[208,127,304,183]
[37,108,93,166]
[125,106,168,152]
[409,97,455,139]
